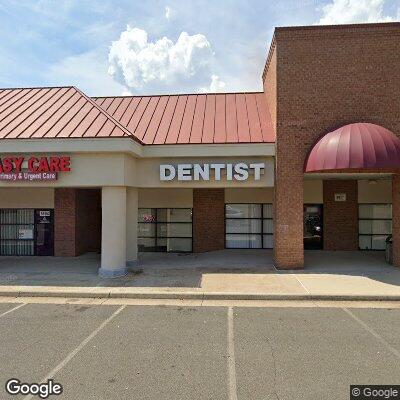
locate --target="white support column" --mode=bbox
[126,187,139,267]
[99,187,127,278]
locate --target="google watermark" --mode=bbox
[5,378,62,398]
[351,385,400,400]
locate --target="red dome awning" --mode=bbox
[304,123,400,172]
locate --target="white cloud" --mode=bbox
[46,50,130,96]
[318,0,394,25]
[209,74,226,92]
[165,6,176,20]
[108,25,222,94]
[200,74,226,93]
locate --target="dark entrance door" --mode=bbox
[35,210,54,256]
[304,204,323,250]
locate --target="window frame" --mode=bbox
[0,208,36,256]
[358,203,392,251]
[138,208,193,253]
[224,203,273,249]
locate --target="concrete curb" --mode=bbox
[0,287,400,301]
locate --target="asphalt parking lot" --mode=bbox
[0,301,399,400]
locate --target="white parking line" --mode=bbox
[23,305,126,400]
[227,307,238,400]
[0,303,26,318]
[343,308,400,360]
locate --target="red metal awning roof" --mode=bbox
[0,87,275,144]
[92,92,275,144]
[304,122,400,172]
[0,86,134,141]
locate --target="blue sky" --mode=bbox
[0,0,399,95]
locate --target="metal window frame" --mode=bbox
[358,203,392,251]
[0,208,54,256]
[0,208,36,256]
[138,207,193,253]
[224,203,274,249]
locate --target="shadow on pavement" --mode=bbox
[0,249,399,290]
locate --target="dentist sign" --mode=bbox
[160,162,265,182]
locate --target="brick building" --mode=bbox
[0,22,399,277]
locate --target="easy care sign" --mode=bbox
[0,156,71,182]
[160,162,265,181]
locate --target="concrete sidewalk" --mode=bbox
[0,250,400,300]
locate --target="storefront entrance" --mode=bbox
[34,210,54,256]
[304,204,323,250]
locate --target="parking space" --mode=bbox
[55,306,228,400]
[0,302,399,400]
[0,302,20,315]
[234,307,400,400]
[0,304,120,388]
[348,308,400,354]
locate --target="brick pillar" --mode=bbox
[323,180,358,250]
[274,170,304,269]
[54,188,77,256]
[392,175,400,267]
[193,189,225,252]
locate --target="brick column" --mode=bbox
[54,188,77,256]
[193,189,225,252]
[392,175,400,267]
[274,170,304,269]
[323,180,358,251]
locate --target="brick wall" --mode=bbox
[54,188,76,256]
[193,189,225,252]
[263,41,277,135]
[264,23,400,268]
[323,180,358,251]
[54,188,101,256]
[76,189,101,255]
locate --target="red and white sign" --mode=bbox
[0,156,71,182]
[143,215,156,223]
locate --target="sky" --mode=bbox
[0,0,399,96]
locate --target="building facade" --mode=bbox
[0,23,399,277]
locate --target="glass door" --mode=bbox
[304,205,323,250]
[35,210,54,256]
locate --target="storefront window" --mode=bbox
[156,223,192,238]
[138,208,192,252]
[225,204,273,249]
[359,204,392,250]
[225,204,262,219]
[0,209,35,256]
[226,219,262,234]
